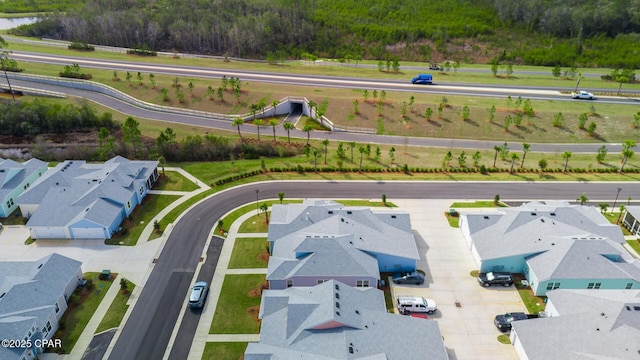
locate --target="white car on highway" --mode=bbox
[571,90,595,100]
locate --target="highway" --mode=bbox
[107,180,640,360]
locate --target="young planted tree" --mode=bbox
[539,158,548,170]
[521,143,531,167]
[122,116,142,157]
[322,139,329,164]
[510,153,519,174]
[462,105,470,121]
[587,122,597,136]
[137,71,143,85]
[553,112,565,127]
[303,124,314,145]
[578,113,588,130]
[269,119,278,141]
[363,89,369,103]
[358,146,365,170]
[443,151,452,167]
[389,147,396,164]
[596,145,607,163]
[577,192,589,205]
[348,142,356,163]
[312,148,320,171]
[493,145,501,167]
[425,107,433,121]
[458,151,467,167]
[206,85,215,100]
[353,99,359,114]
[217,87,224,102]
[500,142,510,161]
[160,88,169,102]
[148,73,156,88]
[620,140,637,172]
[472,151,481,167]
[283,122,295,144]
[487,105,496,122]
[232,118,244,139]
[254,119,264,140]
[562,151,572,173]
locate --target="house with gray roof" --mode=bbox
[0,158,48,217]
[267,235,380,289]
[244,280,448,360]
[460,201,625,274]
[524,238,640,295]
[268,200,419,273]
[622,206,640,236]
[510,289,640,359]
[17,156,158,240]
[0,253,83,360]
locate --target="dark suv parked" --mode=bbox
[477,272,513,287]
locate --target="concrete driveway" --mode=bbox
[392,200,525,360]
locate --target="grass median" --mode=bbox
[209,274,266,334]
[95,279,135,333]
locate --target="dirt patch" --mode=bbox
[247,281,269,297]
[256,248,270,263]
[246,305,261,322]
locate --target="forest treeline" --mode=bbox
[8,0,640,67]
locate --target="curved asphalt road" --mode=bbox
[109,180,640,360]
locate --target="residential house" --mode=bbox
[510,289,640,359]
[244,280,448,360]
[459,201,640,295]
[267,235,380,289]
[622,206,640,236]
[0,253,83,360]
[268,200,420,273]
[0,158,48,217]
[18,156,158,240]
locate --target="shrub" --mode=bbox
[68,41,95,51]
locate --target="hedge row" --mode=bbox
[213,165,639,186]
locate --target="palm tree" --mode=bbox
[278,192,285,204]
[302,124,314,145]
[232,118,244,139]
[348,141,356,163]
[510,153,519,174]
[312,148,320,171]
[283,122,295,144]
[577,192,589,205]
[521,143,531,167]
[269,119,278,141]
[259,203,269,223]
[272,100,278,117]
[322,139,329,164]
[254,119,264,141]
[493,145,501,167]
[562,151,572,173]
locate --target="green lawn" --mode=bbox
[215,200,301,235]
[600,212,631,235]
[228,238,269,269]
[209,274,265,334]
[95,280,135,333]
[52,272,113,354]
[105,194,180,245]
[202,342,248,360]
[238,213,270,233]
[513,274,546,314]
[154,170,199,191]
[445,212,460,228]
[627,239,640,257]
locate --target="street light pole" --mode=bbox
[255,189,260,214]
[611,187,622,214]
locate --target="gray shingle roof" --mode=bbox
[512,289,640,359]
[463,202,624,261]
[0,158,47,199]
[269,200,419,261]
[267,236,379,281]
[245,280,448,360]
[19,157,157,228]
[526,238,640,281]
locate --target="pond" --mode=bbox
[0,17,38,30]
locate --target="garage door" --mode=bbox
[71,227,105,239]
[32,227,68,239]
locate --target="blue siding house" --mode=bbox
[0,158,47,217]
[18,156,158,240]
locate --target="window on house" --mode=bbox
[587,283,595,289]
[356,280,370,287]
[594,283,601,289]
[546,282,560,291]
[127,201,131,209]
[317,279,328,284]
[286,280,293,288]
[46,321,51,331]
[625,283,633,289]
[55,303,60,313]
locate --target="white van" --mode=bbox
[397,296,437,314]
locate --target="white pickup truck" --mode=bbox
[571,90,595,100]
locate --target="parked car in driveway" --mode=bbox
[397,296,437,314]
[392,271,425,285]
[477,272,513,287]
[188,281,209,309]
[494,312,540,332]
